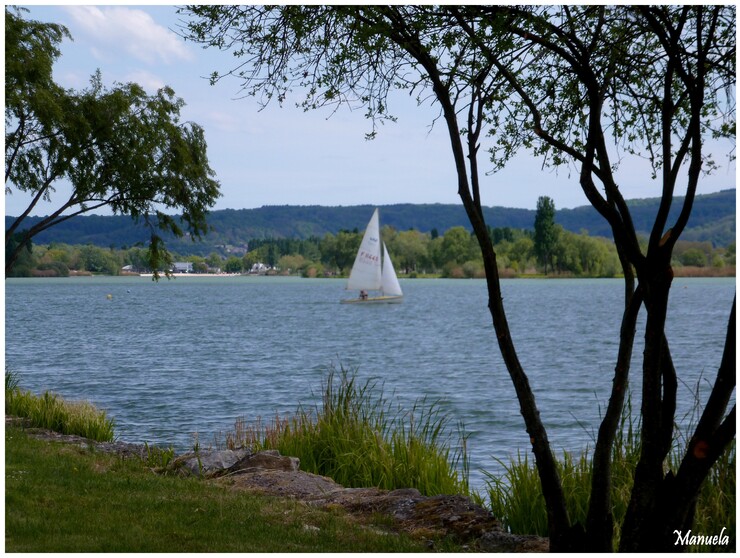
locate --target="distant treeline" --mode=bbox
[5,189,736,256]
[9,224,735,279]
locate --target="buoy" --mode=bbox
[106,294,113,300]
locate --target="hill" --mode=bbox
[5,189,735,255]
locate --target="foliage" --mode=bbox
[143,442,177,470]
[222,365,470,498]
[6,368,21,392]
[4,7,221,277]
[533,196,558,274]
[5,232,35,277]
[15,221,733,279]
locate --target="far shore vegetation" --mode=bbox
[8,223,735,280]
[6,367,735,552]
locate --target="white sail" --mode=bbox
[346,208,382,291]
[381,242,403,296]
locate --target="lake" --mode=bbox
[4,275,735,492]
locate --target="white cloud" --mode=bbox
[202,110,247,134]
[63,6,193,66]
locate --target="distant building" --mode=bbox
[172,262,193,274]
[249,262,270,275]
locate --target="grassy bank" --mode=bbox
[5,426,450,553]
[5,369,471,552]
[5,370,114,442]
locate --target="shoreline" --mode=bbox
[13,266,738,280]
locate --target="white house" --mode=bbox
[172,262,194,273]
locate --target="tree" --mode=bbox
[5,232,35,277]
[277,254,307,275]
[5,7,220,277]
[450,8,734,550]
[391,229,429,273]
[205,252,223,271]
[440,226,476,265]
[320,230,361,273]
[223,256,243,273]
[533,196,558,274]
[181,6,735,551]
[79,244,120,275]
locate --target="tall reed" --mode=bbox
[484,395,735,551]
[225,365,470,497]
[5,370,115,442]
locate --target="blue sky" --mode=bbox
[6,5,736,218]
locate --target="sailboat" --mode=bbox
[341,208,403,304]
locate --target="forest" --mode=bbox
[9,221,735,279]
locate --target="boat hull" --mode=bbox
[341,295,403,304]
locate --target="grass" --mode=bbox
[5,367,471,551]
[5,426,447,553]
[8,363,731,552]
[218,365,471,498]
[5,369,115,442]
[484,397,735,552]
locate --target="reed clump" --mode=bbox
[484,399,735,552]
[224,365,470,498]
[5,369,115,443]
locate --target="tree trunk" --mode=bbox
[657,298,736,551]
[585,282,642,551]
[620,290,735,551]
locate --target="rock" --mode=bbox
[171,448,252,477]
[218,468,344,500]
[222,449,300,476]
[171,449,300,478]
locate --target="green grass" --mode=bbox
[6,370,114,442]
[219,365,470,498]
[5,426,448,552]
[691,439,736,551]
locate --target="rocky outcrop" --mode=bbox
[171,448,548,551]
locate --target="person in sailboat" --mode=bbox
[360,290,368,300]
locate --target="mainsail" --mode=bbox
[343,208,403,303]
[346,208,382,292]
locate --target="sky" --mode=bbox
[6,4,737,218]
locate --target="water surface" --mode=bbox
[5,276,734,491]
